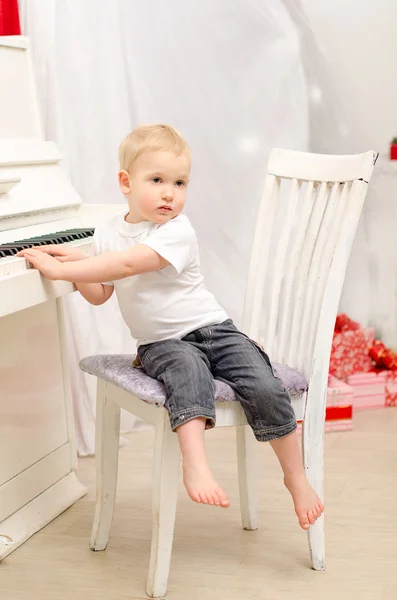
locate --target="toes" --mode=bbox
[308,510,316,525]
[215,489,229,507]
[188,490,201,503]
[213,486,229,507]
[212,492,221,506]
[185,482,229,508]
[200,492,218,506]
[298,511,311,530]
[299,506,323,529]
[213,495,221,507]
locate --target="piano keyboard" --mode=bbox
[0,229,96,317]
[0,227,95,257]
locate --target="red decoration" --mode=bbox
[325,404,353,421]
[331,313,397,381]
[334,314,360,332]
[0,0,21,35]
[390,144,397,161]
[385,371,397,407]
[368,340,397,370]
[329,326,373,380]
[330,313,397,410]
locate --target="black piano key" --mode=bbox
[0,227,95,258]
[0,243,33,250]
[24,237,61,244]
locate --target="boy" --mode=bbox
[18,124,323,529]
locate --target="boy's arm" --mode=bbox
[15,244,115,305]
[75,282,114,305]
[16,244,169,283]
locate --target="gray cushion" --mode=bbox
[80,354,308,407]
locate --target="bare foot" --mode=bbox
[182,463,230,508]
[284,475,324,530]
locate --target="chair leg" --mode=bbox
[146,414,181,598]
[90,380,121,552]
[236,424,258,531]
[302,416,325,571]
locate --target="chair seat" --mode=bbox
[80,354,308,407]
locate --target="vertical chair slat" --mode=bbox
[243,174,279,342]
[303,183,351,373]
[277,181,315,364]
[286,181,329,372]
[263,178,301,355]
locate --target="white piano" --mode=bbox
[0,36,123,559]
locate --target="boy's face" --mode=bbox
[119,150,191,224]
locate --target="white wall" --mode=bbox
[302,0,397,155]
[301,0,397,349]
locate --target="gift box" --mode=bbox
[390,138,397,160]
[346,370,387,410]
[297,375,353,433]
[385,371,397,407]
[329,326,374,381]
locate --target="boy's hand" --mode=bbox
[18,248,63,280]
[17,244,86,262]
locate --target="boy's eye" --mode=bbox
[152,177,162,183]
[175,180,185,187]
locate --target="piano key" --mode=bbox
[0,227,95,256]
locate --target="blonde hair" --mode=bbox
[118,124,191,172]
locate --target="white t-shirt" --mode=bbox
[92,213,228,346]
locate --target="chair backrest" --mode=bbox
[243,148,378,383]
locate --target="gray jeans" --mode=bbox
[137,319,297,442]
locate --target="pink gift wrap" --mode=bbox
[297,376,353,433]
[346,371,388,410]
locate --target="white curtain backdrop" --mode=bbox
[19,0,314,455]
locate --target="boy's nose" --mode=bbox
[162,188,174,201]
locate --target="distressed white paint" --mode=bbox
[90,382,121,552]
[236,425,258,531]
[88,148,377,596]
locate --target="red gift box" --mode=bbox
[385,371,397,407]
[329,326,374,381]
[297,376,353,433]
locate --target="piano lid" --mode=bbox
[0,36,82,231]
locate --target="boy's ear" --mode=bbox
[118,170,131,195]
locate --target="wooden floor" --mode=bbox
[2,408,397,600]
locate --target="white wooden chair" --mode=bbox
[80,148,377,598]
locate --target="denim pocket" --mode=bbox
[249,339,276,377]
[137,343,166,376]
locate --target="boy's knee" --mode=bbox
[251,375,287,401]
